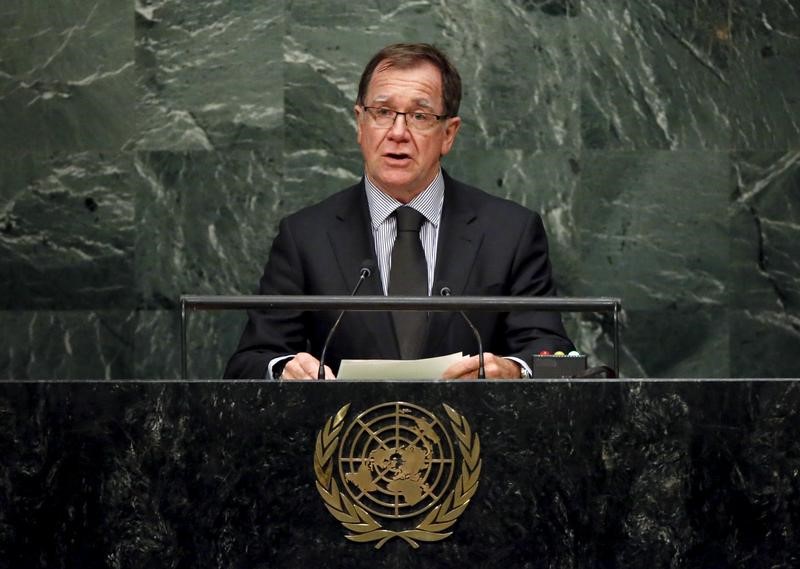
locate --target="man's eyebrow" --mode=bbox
[369,96,437,110]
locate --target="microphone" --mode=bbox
[439,284,485,379]
[318,260,375,380]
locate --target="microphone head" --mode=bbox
[439,284,452,296]
[359,259,376,278]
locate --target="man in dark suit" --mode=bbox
[225,43,573,380]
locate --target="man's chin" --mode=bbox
[370,173,420,197]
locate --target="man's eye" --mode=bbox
[376,108,394,117]
[412,112,429,121]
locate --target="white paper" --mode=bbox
[337,352,465,380]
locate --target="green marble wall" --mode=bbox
[1,0,798,379]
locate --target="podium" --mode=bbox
[1,379,799,567]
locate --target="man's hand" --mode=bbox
[280,352,335,380]
[441,353,521,379]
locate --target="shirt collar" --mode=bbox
[364,170,445,230]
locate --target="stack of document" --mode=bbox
[337,353,465,380]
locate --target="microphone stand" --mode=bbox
[440,286,485,379]
[317,263,373,380]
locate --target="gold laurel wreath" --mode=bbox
[314,403,481,549]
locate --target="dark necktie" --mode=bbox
[389,206,427,359]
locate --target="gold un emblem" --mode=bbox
[314,402,482,549]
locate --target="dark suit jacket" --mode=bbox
[224,172,574,379]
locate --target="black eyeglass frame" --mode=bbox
[361,106,450,127]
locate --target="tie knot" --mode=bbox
[395,206,425,232]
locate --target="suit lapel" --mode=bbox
[327,181,398,359]
[424,176,484,357]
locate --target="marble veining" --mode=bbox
[1,1,799,378]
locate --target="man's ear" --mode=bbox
[440,116,462,157]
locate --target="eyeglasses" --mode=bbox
[361,106,449,132]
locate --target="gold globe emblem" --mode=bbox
[314,402,482,549]
[338,402,455,519]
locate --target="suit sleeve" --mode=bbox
[223,218,310,379]
[502,211,575,365]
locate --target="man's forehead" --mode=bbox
[366,61,443,106]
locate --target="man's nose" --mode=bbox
[387,113,411,139]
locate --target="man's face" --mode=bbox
[355,61,461,202]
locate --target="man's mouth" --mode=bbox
[384,152,411,162]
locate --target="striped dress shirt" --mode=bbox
[364,171,444,295]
